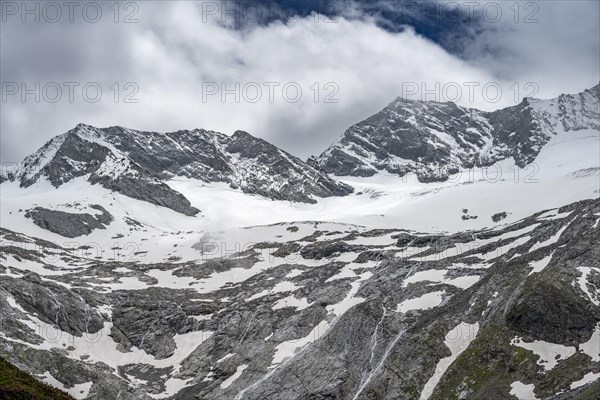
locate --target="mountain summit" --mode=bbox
[311,84,600,181]
[4,124,354,214]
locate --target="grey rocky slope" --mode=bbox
[1,198,598,399]
[2,124,353,215]
[311,84,600,182]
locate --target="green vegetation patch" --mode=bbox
[0,356,75,400]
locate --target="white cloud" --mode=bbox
[1,1,598,163]
[457,0,600,97]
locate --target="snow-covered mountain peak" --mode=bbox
[4,124,353,215]
[312,84,600,181]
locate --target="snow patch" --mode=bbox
[397,291,445,313]
[220,364,248,389]
[528,252,554,276]
[580,324,600,362]
[419,322,479,400]
[511,337,576,371]
[40,372,92,399]
[571,371,600,389]
[509,381,538,400]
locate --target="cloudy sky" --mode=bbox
[1,0,599,163]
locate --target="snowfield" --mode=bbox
[1,130,598,264]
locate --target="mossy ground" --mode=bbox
[575,380,600,400]
[429,322,599,400]
[427,321,550,399]
[0,356,75,400]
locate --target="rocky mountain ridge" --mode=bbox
[2,124,353,215]
[311,84,600,181]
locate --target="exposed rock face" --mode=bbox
[24,205,113,238]
[1,198,598,399]
[222,130,353,202]
[8,124,352,213]
[109,288,199,359]
[89,174,199,217]
[312,84,600,181]
[1,274,104,337]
